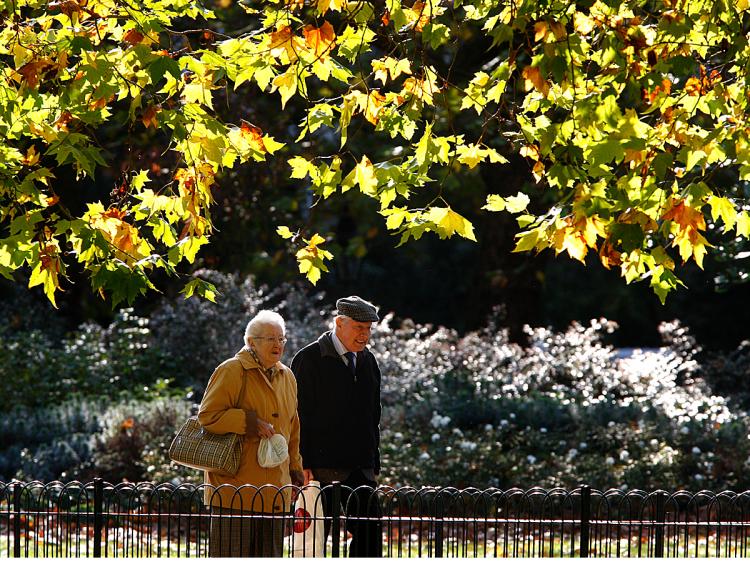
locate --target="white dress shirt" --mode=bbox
[331,330,356,369]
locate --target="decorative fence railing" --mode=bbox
[2,480,750,557]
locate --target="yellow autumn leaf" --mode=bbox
[277,226,295,239]
[505,193,530,213]
[707,195,737,231]
[736,211,750,237]
[272,69,298,109]
[428,207,476,241]
[483,194,506,212]
[363,91,386,125]
[402,67,440,105]
[573,12,595,34]
[316,0,346,15]
[354,156,378,196]
[552,226,588,262]
[372,57,412,84]
[28,244,61,308]
[269,26,307,63]
[456,144,484,169]
[381,207,409,230]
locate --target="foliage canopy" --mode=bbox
[2,0,750,305]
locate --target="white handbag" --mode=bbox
[292,480,325,557]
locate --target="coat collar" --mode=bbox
[318,331,339,358]
[235,347,280,377]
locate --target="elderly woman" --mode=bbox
[198,310,304,557]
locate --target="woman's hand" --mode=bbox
[257,418,276,438]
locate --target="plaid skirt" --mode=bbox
[209,507,285,557]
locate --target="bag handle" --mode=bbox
[234,367,248,409]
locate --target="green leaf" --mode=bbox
[148,56,181,85]
[181,278,218,302]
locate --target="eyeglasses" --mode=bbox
[252,336,288,344]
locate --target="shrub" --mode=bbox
[4,270,750,491]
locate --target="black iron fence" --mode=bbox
[3,480,750,557]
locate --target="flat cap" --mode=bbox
[336,296,379,322]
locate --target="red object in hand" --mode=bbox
[294,507,312,533]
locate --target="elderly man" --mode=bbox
[291,296,382,557]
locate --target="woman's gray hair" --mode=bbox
[244,310,286,346]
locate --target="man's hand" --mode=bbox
[290,470,305,501]
[257,419,275,438]
[303,469,314,485]
[291,470,304,487]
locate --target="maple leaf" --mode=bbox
[402,68,440,105]
[599,242,622,269]
[363,91,387,125]
[272,69,298,109]
[54,111,75,131]
[22,146,40,167]
[49,0,84,17]
[737,211,750,237]
[522,66,549,97]
[29,243,62,308]
[296,233,333,285]
[662,198,711,268]
[240,120,267,152]
[519,144,540,161]
[122,29,145,45]
[303,22,336,60]
[353,155,378,196]
[643,78,672,105]
[270,26,306,62]
[683,65,722,96]
[18,59,53,89]
[534,21,548,42]
[316,0,346,15]
[409,1,433,32]
[372,57,412,85]
[573,12,595,34]
[662,199,705,231]
[427,207,476,241]
[707,195,737,231]
[456,144,483,169]
[141,105,160,129]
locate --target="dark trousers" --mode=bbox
[320,470,382,557]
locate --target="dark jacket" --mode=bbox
[291,331,381,474]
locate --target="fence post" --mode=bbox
[13,482,21,559]
[93,478,103,558]
[579,485,590,558]
[331,481,341,558]
[434,493,444,558]
[654,490,666,558]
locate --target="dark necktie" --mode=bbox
[344,351,356,376]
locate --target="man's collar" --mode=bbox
[330,329,348,357]
[317,331,339,358]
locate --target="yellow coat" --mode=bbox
[198,348,303,513]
